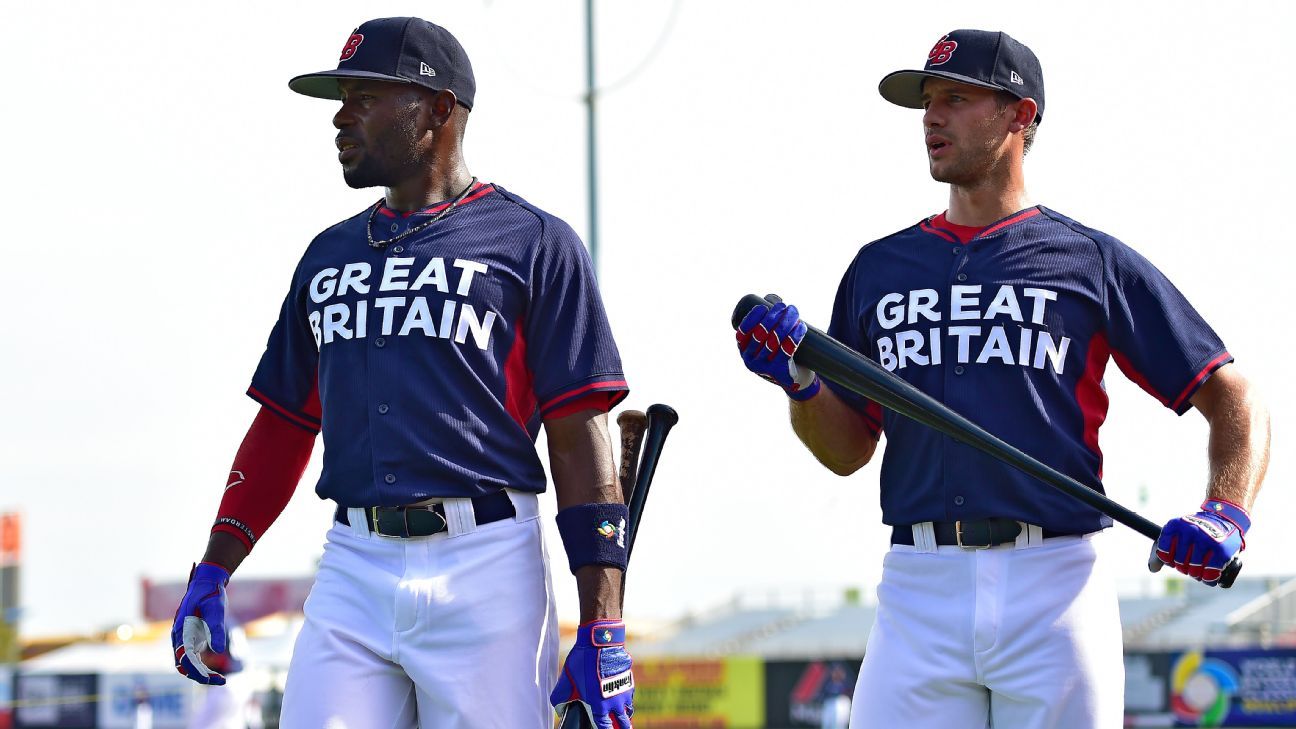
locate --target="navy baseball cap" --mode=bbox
[879,30,1044,124]
[289,17,476,110]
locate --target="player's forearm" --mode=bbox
[547,410,621,509]
[575,565,624,622]
[546,409,626,622]
[1199,372,1271,510]
[201,531,251,575]
[790,387,879,476]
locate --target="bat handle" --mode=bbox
[559,704,593,729]
[1147,547,1243,589]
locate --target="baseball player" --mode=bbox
[169,18,636,729]
[734,30,1270,728]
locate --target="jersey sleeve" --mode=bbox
[247,264,323,433]
[824,250,884,436]
[525,218,628,418]
[1103,238,1231,415]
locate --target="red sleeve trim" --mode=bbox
[863,401,884,438]
[539,378,629,416]
[1170,351,1233,413]
[247,386,322,434]
[542,391,618,421]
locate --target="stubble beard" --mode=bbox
[342,103,425,190]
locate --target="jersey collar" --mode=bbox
[920,206,1042,245]
[375,181,496,218]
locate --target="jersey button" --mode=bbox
[951,247,960,255]
[384,474,397,484]
[390,223,400,233]
[378,403,390,414]
[954,365,965,375]
[956,273,968,282]
[954,495,965,506]
[392,245,405,254]
[375,337,386,348]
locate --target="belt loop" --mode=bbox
[442,498,475,538]
[1014,522,1044,549]
[347,507,371,539]
[507,489,539,522]
[912,522,938,553]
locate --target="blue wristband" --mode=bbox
[556,503,629,574]
[1202,499,1251,533]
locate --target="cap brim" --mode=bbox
[288,69,415,100]
[878,69,1006,109]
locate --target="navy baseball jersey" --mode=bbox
[827,206,1230,534]
[249,183,628,506]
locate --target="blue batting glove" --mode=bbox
[170,562,230,685]
[735,301,820,401]
[552,620,634,729]
[1155,499,1250,586]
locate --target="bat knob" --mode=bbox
[1147,548,1165,574]
[1219,557,1243,589]
[647,403,679,428]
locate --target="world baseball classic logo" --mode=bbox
[928,34,958,66]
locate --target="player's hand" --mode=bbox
[735,300,820,401]
[552,620,634,728]
[170,562,231,685]
[1154,499,1250,586]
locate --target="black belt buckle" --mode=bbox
[371,505,448,538]
[954,520,992,549]
[954,519,1022,549]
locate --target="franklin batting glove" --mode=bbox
[170,562,231,685]
[552,620,634,729]
[735,301,820,400]
[1155,499,1249,586]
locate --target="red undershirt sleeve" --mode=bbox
[211,405,316,551]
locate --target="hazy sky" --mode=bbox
[3,1,1291,637]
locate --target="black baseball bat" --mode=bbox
[732,293,1241,588]
[628,404,678,557]
[560,403,680,729]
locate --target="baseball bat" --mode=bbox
[617,410,649,507]
[732,293,1242,588]
[560,404,680,729]
[628,404,679,557]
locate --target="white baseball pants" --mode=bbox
[279,491,558,729]
[850,529,1124,729]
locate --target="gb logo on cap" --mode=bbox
[339,33,364,62]
[928,34,958,66]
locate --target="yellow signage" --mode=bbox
[631,657,764,729]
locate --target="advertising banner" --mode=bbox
[632,657,765,728]
[13,674,97,729]
[1126,648,1296,728]
[96,674,192,729]
[764,659,860,729]
[1169,649,1296,727]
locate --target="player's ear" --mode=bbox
[433,90,459,126]
[1008,98,1038,133]
[418,88,458,131]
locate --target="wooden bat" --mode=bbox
[616,410,648,507]
[560,404,679,729]
[731,293,1241,588]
